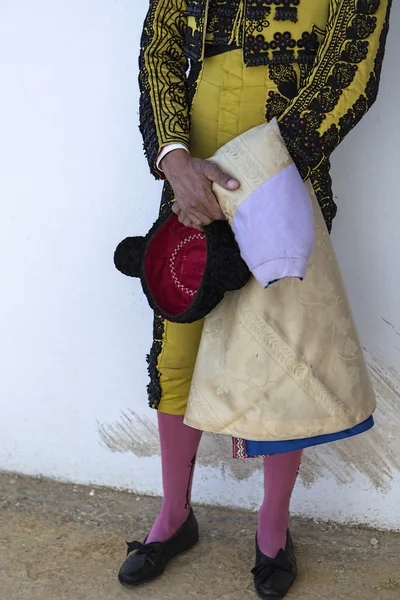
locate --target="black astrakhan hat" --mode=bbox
[114,209,250,323]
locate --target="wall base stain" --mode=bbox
[301,352,400,490]
[98,352,399,490]
[98,411,160,457]
[97,410,261,479]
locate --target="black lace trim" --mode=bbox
[184,0,208,61]
[245,29,320,67]
[138,2,159,178]
[278,0,391,229]
[263,1,391,230]
[310,160,336,233]
[147,314,165,410]
[184,26,204,61]
[275,8,299,24]
[187,0,207,17]
[139,2,189,179]
[145,52,204,410]
[264,62,334,230]
[282,2,390,162]
[246,0,272,21]
[187,58,203,125]
[146,184,175,409]
[182,1,327,67]
[206,0,242,47]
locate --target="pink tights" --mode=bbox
[147,413,302,558]
[146,413,202,544]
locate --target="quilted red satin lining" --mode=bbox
[144,214,207,316]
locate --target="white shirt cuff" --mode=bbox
[157,144,189,172]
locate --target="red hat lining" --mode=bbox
[144,214,207,316]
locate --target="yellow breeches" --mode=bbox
[156,49,293,415]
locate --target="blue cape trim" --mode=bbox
[235,416,374,458]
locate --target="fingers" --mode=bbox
[178,212,194,228]
[173,201,205,231]
[179,213,204,232]
[177,192,214,225]
[205,161,240,191]
[208,199,225,221]
[202,190,226,221]
[167,156,233,226]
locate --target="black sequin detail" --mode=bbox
[279,0,392,230]
[274,1,301,23]
[146,184,174,409]
[245,30,320,67]
[139,1,189,178]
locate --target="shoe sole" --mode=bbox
[118,531,199,588]
[254,573,297,600]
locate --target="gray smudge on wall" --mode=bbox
[98,353,400,490]
[301,353,400,490]
[98,410,261,480]
[98,411,160,457]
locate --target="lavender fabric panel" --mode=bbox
[231,164,315,287]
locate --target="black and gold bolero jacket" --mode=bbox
[139,0,392,228]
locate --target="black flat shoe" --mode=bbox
[251,530,297,599]
[118,509,199,587]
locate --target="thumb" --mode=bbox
[206,161,239,191]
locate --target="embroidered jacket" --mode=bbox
[139,0,392,228]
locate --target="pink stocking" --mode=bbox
[146,412,202,543]
[257,450,303,558]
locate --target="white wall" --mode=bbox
[0,1,399,530]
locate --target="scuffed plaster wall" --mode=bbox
[98,350,400,494]
[0,1,399,530]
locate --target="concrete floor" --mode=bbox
[0,474,399,600]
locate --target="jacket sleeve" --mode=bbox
[139,0,189,178]
[278,0,392,180]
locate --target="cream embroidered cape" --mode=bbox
[184,121,376,441]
